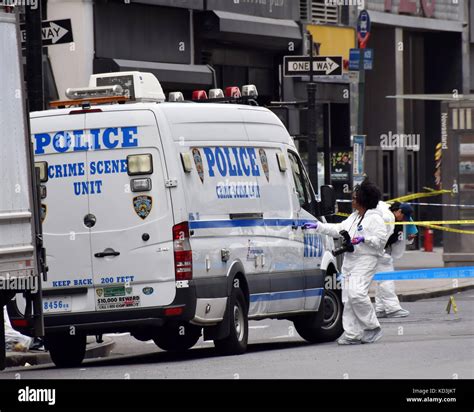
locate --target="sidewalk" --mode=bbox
[4,336,115,368]
[370,247,474,302]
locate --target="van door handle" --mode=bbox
[94,251,120,258]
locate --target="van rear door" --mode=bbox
[85,109,175,311]
[32,113,94,314]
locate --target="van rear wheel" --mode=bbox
[214,287,248,355]
[45,333,86,368]
[153,323,201,352]
[294,289,343,343]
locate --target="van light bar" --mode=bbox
[65,85,124,100]
[209,89,224,99]
[242,84,258,98]
[225,86,241,98]
[169,92,184,102]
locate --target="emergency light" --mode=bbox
[65,85,124,100]
[242,84,258,98]
[35,162,48,182]
[192,90,208,100]
[225,87,241,98]
[209,88,224,99]
[89,71,166,103]
[127,154,153,176]
[169,92,184,102]
[131,178,152,192]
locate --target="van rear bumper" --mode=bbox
[43,284,198,334]
[9,277,229,335]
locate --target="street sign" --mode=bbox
[21,19,73,48]
[349,49,361,71]
[352,135,366,178]
[349,48,373,71]
[284,55,343,77]
[357,10,371,48]
[363,48,373,70]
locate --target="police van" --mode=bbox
[12,72,342,367]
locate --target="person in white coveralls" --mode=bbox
[374,201,416,318]
[304,179,387,345]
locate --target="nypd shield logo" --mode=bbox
[133,196,153,220]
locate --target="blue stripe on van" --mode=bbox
[189,219,316,229]
[249,288,323,303]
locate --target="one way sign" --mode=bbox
[21,19,73,47]
[284,55,343,77]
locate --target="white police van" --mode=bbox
[12,72,342,367]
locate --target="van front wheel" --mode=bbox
[214,287,248,355]
[45,333,86,368]
[294,289,343,343]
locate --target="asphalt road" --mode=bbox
[1,291,473,379]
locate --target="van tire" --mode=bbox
[45,333,86,368]
[153,323,201,352]
[214,287,248,355]
[294,289,343,343]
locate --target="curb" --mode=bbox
[4,337,115,368]
[397,284,474,302]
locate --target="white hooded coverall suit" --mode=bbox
[374,201,406,314]
[315,209,387,340]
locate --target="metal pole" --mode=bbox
[357,68,365,135]
[25,2,44,112]
[324,103,331,185]
[307,32,318,194]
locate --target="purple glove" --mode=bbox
[351,236,365,245]
[303,222,318,230]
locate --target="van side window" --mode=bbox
[288,151,309,208]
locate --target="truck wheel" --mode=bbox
[214,287,248,355]
[45,333,86,368]
[294,289,343,343]
[153,323,201,352]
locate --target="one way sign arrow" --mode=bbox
[283,55,343,77]
[21,19,73,48]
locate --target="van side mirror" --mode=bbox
[320,185,336,216]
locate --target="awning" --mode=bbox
[198,11,302,50]
[93,58,214,90]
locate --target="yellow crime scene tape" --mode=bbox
[386,189,452,203]
[335,189,474,234]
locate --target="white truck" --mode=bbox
[0,7,45,369]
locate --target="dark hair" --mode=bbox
[389,201,401,212]
[353,179,381,210]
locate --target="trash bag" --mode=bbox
[3,306,32,352]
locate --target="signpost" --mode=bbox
[363,48,373,70]
[349,49,361,71]
[284,55,343,77]
[352,135,366,188]
[357,10,371,49]
[355,10,372,137]
[283,38,343,190]
[349,48,373,71]
[21,19,73,47]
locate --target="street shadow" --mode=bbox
[66,339,311,369]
